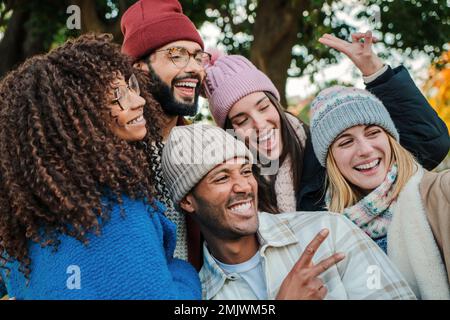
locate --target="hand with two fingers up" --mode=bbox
[275,229,345,300]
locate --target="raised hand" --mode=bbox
[275,229,345,300]
[318,31,385,76]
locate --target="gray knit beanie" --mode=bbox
[310,85,399,167]
[161,124,254,205]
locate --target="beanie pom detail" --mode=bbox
[208,48,225,66]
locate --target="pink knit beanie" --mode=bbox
[202,55,280,128]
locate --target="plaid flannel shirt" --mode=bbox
[200,211,416,300]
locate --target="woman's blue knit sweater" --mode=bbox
[0,196,201,300]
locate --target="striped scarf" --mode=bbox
[327,164,398,239]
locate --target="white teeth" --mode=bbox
[128,115,144,125]
[355,159,380,170]
[175,81,197,88]
[259,129,274,142]
[230,201,251,213]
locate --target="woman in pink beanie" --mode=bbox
[202,31,449,214]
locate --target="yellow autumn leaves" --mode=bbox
[424,49,450,130]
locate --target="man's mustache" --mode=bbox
[227,192,255,207]
[172,73,202,85]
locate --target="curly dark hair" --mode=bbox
[0,33,166,279]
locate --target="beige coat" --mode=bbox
[420,169,450,282]
[388,166,450,299]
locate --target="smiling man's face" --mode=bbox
[181,157,259,241]
[137,40,205,117]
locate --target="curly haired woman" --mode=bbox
[0,34,201,300]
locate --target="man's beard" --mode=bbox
[147,66,200,117]
[193,191,259,240]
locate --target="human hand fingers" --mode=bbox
[318,34,351,52]
[318,283,328,299]
[308,278,327,300]
[363,30,373,55]
[294,229,330,269]
[310,252,345,278]
[351,32,379,43]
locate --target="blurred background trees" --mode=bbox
[425,48,450,129]
[424,47,450,170]
[1,0,449,102]
[0,0,449,166]
[0,0,133,77]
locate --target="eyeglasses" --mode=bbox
[112,74,140,110]
[154,47,212,69]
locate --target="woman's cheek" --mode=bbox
[334,148,351,173]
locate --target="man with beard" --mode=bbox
[121,0,209,268]
[121,0,208,141]
[161,124,416,300]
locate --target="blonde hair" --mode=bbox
[326,133,417,213]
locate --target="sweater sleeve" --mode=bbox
[330,214,417,300]
[366,65,450,170]
[131,208,202,300]
[67,200,202,300]
[167,258,203,296]
[0,276,6,298]
[5,198,202,300]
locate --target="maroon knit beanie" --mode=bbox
[121,0,204,60]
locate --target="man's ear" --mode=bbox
[133,60,150,73]
[180,194,195,214]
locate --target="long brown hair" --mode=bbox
[224,91,306,213]
[0,33,164,279]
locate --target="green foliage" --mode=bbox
[365,0,450,60]
[0,2,12,35]
[92,0,136,24]
[24,1,71,50]
[297,104,311,125]
[182,0,449,79]
[0,0,136,49]
[97,0,120,21]
[182,0,256,57]
[1,0,449,89]
[183,0,350,78]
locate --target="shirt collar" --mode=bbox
[256,212,299,251]
[200,243,228,300]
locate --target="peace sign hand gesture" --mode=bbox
[275,229,345,300]
[319,31,385,76]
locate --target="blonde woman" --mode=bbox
[310,86,450,300]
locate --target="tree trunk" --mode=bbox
[73,0,125,44]
[250,0,308,107]
[0,3,48,78]
[0,8,27,77]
